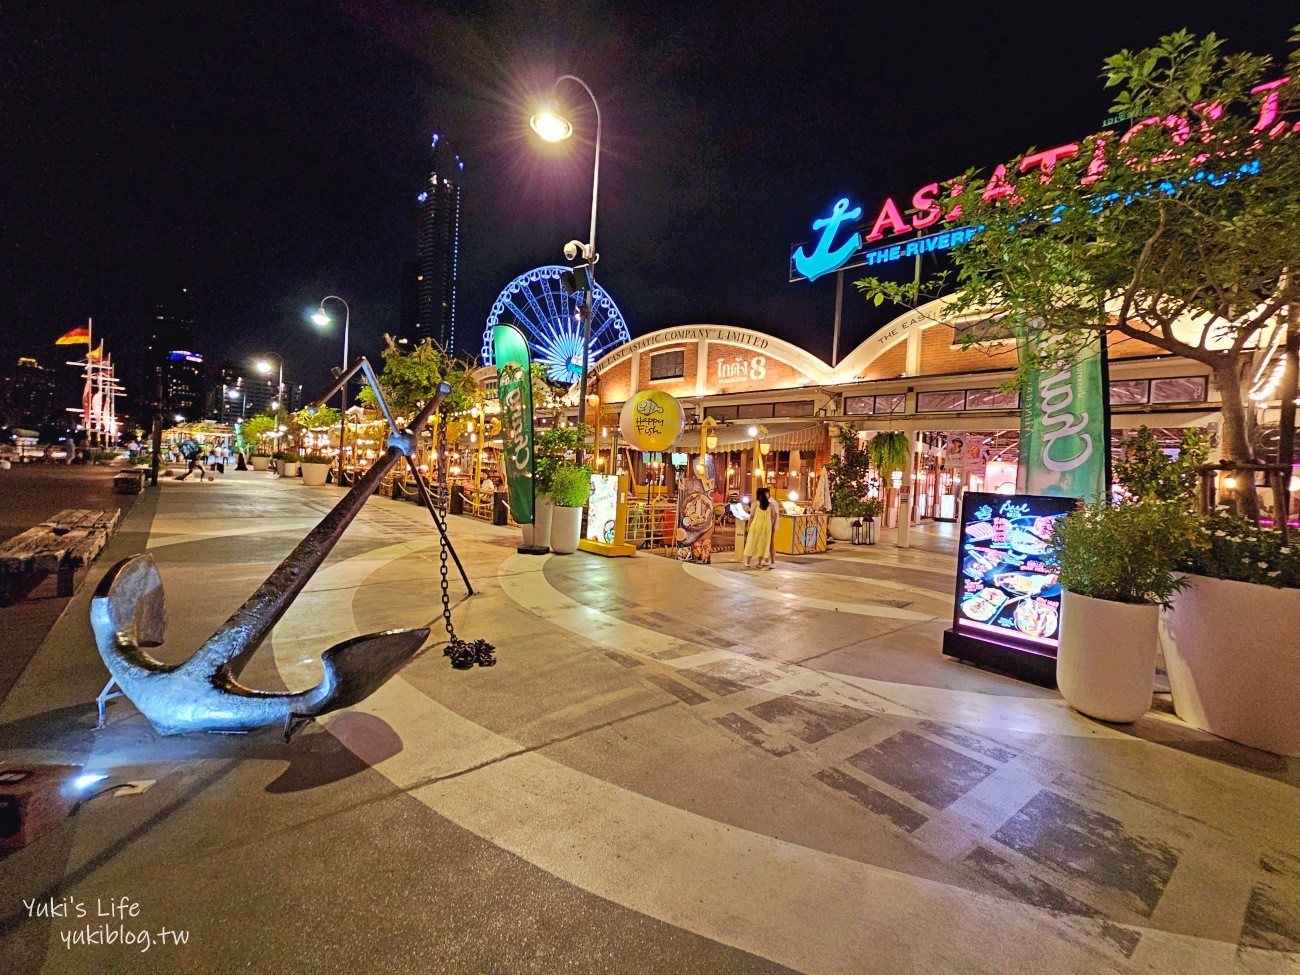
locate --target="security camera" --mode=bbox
[563,240,584,261]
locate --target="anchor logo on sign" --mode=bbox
[793,197,863,282]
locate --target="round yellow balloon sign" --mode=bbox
[618,390,685,453]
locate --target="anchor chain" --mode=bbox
[435,410,495,669]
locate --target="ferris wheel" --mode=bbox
[481,265,631,384]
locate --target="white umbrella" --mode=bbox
[813,471,831,511]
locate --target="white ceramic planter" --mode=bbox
[1057,590,1158,723]
[281,462,299,478]
[1161,575,1300,756]
[533,494,554,551]
[301,462,331,486]
[550,505,582,555]
[251,456,270,472]
[829,516,853,541]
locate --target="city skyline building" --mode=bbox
[208,363,303,425]
[143,277,203,423]
[414,133,463,352]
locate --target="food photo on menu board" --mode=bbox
[953,492,1077,650]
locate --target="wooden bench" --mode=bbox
[0,508,121,600]
[113,468,147,494]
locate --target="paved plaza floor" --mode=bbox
[2,470,1298,974]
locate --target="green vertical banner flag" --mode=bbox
[1017,332,1109,502]
[493,323,536,525]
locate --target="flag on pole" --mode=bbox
[87,341,105,362]
[56,327,91,345]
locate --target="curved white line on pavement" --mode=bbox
[265,543,1276,975]
[684,560,953,605]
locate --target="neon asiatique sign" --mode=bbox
[790,77,1295,283]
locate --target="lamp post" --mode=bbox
[311,296,351,486]
[531,75,601,434]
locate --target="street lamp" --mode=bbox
[531,75,601,435]
[311,296,350,486]
[255,354,284,423]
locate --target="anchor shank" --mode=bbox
[192,381,452,674]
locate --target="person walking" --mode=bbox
[743,487,780,569]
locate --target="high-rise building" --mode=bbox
[142,277,201,423]
[415,133,464,352]
[397,260,420,345]
[207,364,302,425]
[0,357,77,433]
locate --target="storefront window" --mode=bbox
[965,388,1019,410]
[875,393,905,414]
[844,395,874,415]
[1150,376,1208,404]
[705,405,738,420]
[1109,380,1149,405]
[773,400,814,417]
[737,402,775,419]
[917,390,966,412]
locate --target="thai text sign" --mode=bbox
[493,323,536,525]
[1017,333,1107,502]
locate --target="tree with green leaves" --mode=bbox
[857,28,1300,521]
[1114,426,1209,507]
[357,335,479,419]
[239,413,278,454]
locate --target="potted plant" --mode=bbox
[250,451,271,472]
[533,423,590,552]
[825,429,870,540]
[276,452,300,478]
[1049,499,1197,723]
[299,453,333,486]
[1161,510,1300,755]
[548,463,592,555]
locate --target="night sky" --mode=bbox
[3,1,1294,399]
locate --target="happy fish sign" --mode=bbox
[619,390,685,453]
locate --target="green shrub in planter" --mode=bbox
[1182,509,1300,588]
[862,498,885,520]
[550,464,592,508]
[299,454,332,466]
[1048,499,1199,607]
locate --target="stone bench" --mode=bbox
[114,469,147,494]
[0,508,121,600]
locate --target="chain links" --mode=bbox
[434,411,495,669]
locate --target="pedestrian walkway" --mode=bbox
[1,470,1297,974]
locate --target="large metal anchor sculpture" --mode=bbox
[91,363,473,737]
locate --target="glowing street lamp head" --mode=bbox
[530,105,573,143]
[311,308,331,327]
[256,360,273,375]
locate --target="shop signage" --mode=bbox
[619,390,686,452]
[1017,332,1108,501]
[717,354,767,384]
[952,492,1073,651]
[674,475,715,563]
[791,76,1292,283]
[595,327,769,370]
[586,474,619,544]
[492,322,536,525]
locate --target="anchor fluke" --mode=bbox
[91,553,428,736]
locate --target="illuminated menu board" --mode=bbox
[953,492,1076,652]
[586,474,619,544]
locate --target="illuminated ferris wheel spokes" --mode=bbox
[482,266,630,384]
